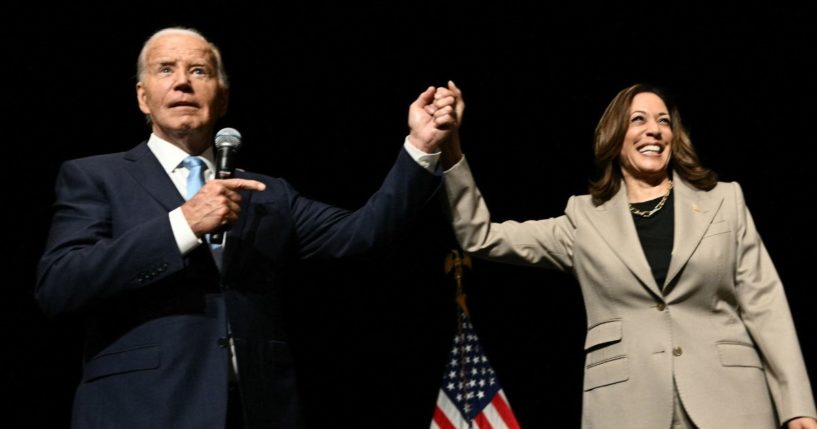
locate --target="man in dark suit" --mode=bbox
[36,27,458,429]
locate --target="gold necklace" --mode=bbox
[629,180,673,218]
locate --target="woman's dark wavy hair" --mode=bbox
[589,83,718,205]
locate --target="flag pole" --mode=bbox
[444,249,472,317]
[444,249,475,424]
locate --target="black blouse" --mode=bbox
[630,192,674,289]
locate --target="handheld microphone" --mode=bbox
[211,128,243,244]
[214,127,242,179]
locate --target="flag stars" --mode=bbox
[436,309,518,424]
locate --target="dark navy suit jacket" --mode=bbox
[36,141,440,428]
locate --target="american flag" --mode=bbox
[431,308,521,429]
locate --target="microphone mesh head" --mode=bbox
[215,127,242,149]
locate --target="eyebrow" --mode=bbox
[630,110,670,116]
[149,58,177,65]
[149,59,213,70]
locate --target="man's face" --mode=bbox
[136,33,226,142]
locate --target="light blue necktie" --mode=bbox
[182,156,206,201]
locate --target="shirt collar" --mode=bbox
[146,133,216,173]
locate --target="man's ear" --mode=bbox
[136,81,151,115]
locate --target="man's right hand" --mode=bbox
[181,178,266,237]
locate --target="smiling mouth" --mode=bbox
[637,144,664,154]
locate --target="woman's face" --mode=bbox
[619,92,673,181]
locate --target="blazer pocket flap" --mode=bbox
[585,320,622,350]
[704,220,731,238]
[83,345,160,382]
[717,343,763,368]
[584,356,629,391]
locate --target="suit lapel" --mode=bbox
[123,143,185,211]
[586,185,663,298]
[663,172,723,289]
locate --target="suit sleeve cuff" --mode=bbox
[403,136,440,173]
[443,153,467,174]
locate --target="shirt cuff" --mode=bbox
[403,136,441,173]
[169,207,202,255]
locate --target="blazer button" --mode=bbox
[657,303,666,311]
[672,346,683,357]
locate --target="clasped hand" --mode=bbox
[408,81,465,153]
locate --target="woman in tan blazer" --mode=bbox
[435,82,817,428]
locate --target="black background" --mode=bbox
[7,2,817,427]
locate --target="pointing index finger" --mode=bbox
[220,178,267,192]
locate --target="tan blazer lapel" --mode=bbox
[586,185,663,298]
[663,172,724,290]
